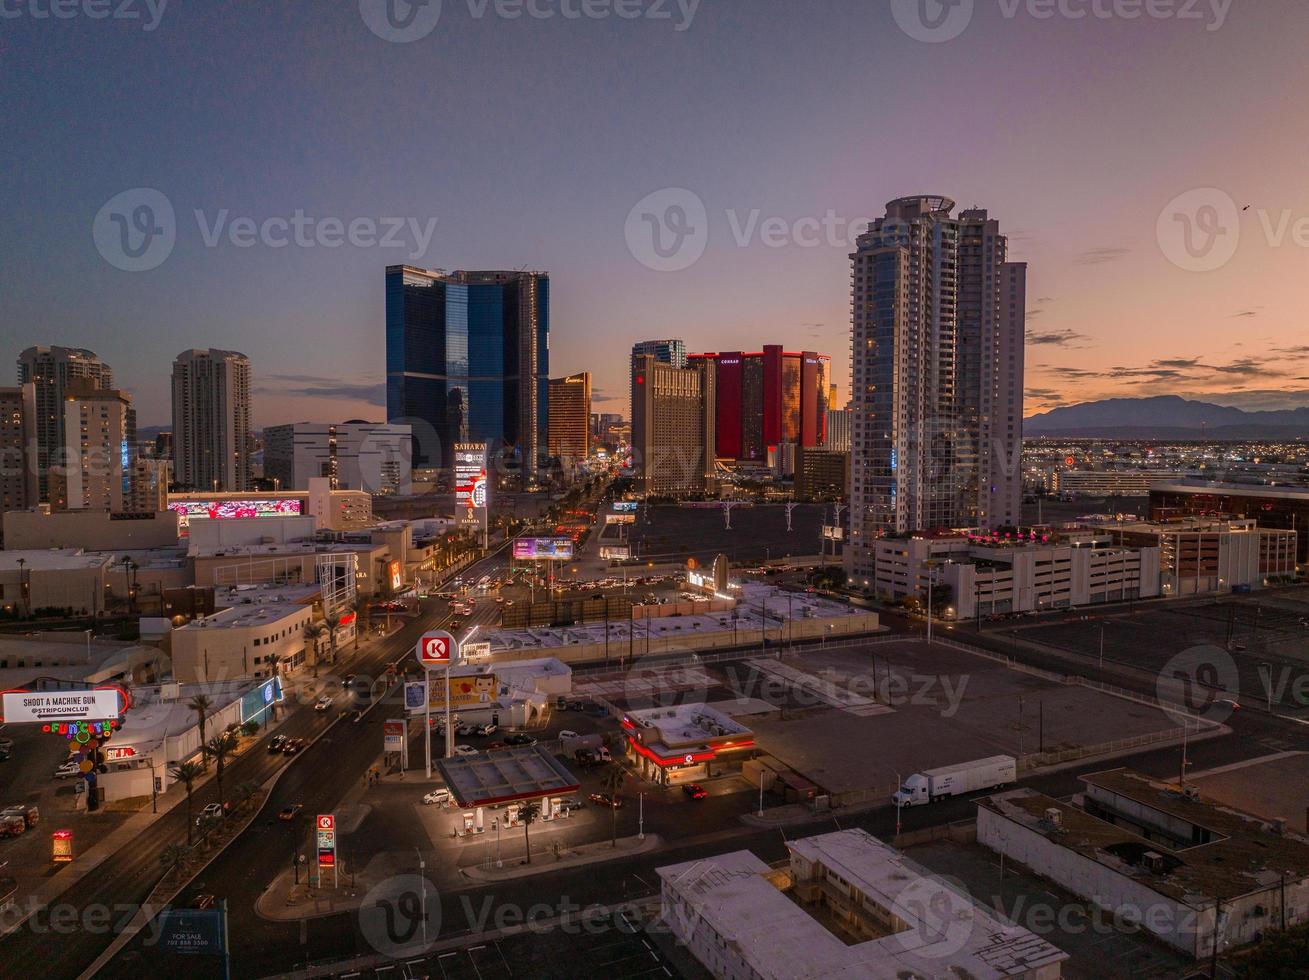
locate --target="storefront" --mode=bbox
[621,705,756,787]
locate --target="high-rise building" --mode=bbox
[547,372,591,464]
[630,339,686,425]
[847,196,1025,585]
[263,421,412,495]
[688,347,830,460]
[630,354,716,497]
[55,384,136,512]
[171,349,252,492]
[825,408,852,453]
[17,346,114,502]
[385,265,549,479]
[0,384,38,512]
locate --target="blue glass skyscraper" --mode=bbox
[386,265,549,479]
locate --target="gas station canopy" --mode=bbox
[435,744,580,809]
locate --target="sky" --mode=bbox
[3,0,1309,428]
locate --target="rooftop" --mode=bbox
[0,549,113,572]
[1153,480,1309,500]
[435,744,580,808]
[178,599,312,632]
[624,702,749,744]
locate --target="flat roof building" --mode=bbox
[1150,480,1309,564]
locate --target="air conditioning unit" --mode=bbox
[1044,807,1062,827]
[1142,851,1166,875]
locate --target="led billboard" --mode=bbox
[454,443,489,530]
[513,537,574,560]
[168,497,303,533]
[613,501,638,513]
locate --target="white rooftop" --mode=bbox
[178,600,311,632]
[626,702,749,744]
[0,549,113,571]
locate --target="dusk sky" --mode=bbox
[4,0,1308,427]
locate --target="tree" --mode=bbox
[204,731,238,805]
[353,596,372,646]
[169,760,204,846]
[303,622,327,675]
[240,720,260,737]
[324,612,343,664]
[601,768,626,848]
[232,780,260,812]
[1233,923,1309,978]
[159,843,189,879]
[518,801,541,865]
[188,694,214,770]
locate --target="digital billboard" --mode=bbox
[239,676,283,725]
[168,497,302,534]
[613,501,638,513]
[454,443,489,531]
[605,513,635,525]
[600,545,631,560]
[513,537,574,560]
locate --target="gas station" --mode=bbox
[621,703,756,787]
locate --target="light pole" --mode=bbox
[1098,625,1105,669]
[894,771,902,839]
[415,846,428,946]
[1260,661,1273,711]
[758,769,764,818]
[494,817,502,868]
[638,792,645,841]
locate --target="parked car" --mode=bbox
[196,803,225,826]
[555,696,569,711]
[682,783,708,800]
[456,722,477,737]
[587,793,624,809]
[560,797,586,812]
[574,748,598,767]
[452,744,479,757]
[268,735,287,753]
[568,701,588,712]
[278,804,303,821]
[595,746,612,763]
[558,730,580,741]
[475,723,498,737]
[504,733,536,747]
[314,696,333,712]
[422,789,452,806]
[484,740,507,750]
[0,737,14,751]
[282,738,305,755]
[53,760,80,779]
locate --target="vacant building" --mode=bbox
[0,384,37,512]
[263,421,412,495]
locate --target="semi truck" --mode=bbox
[892,755,1017,807]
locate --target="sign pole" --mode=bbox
[424,668,432,779]
[444,663,453,760]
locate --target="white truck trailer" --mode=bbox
[892,755,1017,807]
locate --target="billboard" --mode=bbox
[605,513,635,525]
[157,908,225,956]
[2,690,121,723]
[613,501,638,513]
[454,443,489,530]
[600,545,631,560]
[239,676,283,725]
[168,497,302,533]
[462,641,492,663]
[404,673,499,712]
[383,720,405,752]
[388,560,403,593]
[513,537,574,561]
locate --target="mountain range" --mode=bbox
[1024,396,1309,440]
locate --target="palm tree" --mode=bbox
[232,780,260,812]
[303,621,327,675]
[601,768,627,848]
[353,596,372,647]
[204,731,238,805]
[188,694,213,769]
[324,612,343,665]
[159,843,189,879]
[518,800,541,865]
[169,760,204,845]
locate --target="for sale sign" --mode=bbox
[416,630,456,668]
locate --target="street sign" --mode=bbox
[317,812,337,884]
[383,719,405,752]
[462,641,491,663]
[416,630,456,668]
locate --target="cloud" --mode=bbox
[1074,246,1131,265]
[1230,310,1259,318]
[1027,328,1090,348]
[1025,388,1066,405]
[257,373,386,406]
[591,387,621,403]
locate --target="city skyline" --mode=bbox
[5,4,1309,427]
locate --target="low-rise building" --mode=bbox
[0,549,115,616]
[1101,517,1298,595]
[1053,470,1188,497]
[2,508,181,551]
[978,770,1309,961]
[622,702,755,786]
[659,827,1067,979]
[170,591,317,683]
[1150,480,1309,564]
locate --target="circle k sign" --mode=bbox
[416,630,457,668]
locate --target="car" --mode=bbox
[422,788,452,806]
[555,697,571,711]
[53,760,80,779]
[475,723,498,737]
[193,894,216,910]
[0,737,14,751]
[282,738,305,755]
[452,744,479,757]
[268,735,287,753]
[455,722,477,737]
[587,793,624,809]
[196,803,225,826]
[1216,698,1241,711]
[574,748,597,767]
[683,783,708,800]
[557,730,580,741]
[595,746,612,762]
[278,804,303,821]
[504,733,537,747]
[484,740,506,750]
[568,700,588,712]
[560,797,586,812]
[314,696,333,712]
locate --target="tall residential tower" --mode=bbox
[171,349,252,492]
[17,346,114,502]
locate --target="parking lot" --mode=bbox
[1018,587,1309,718]
[629,503,830,566]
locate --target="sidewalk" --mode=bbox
[459,832,663,883]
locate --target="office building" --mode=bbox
[688,348,830,461]
[824,407,851,453]
[17,346,114,502]
[1150,480,1309,564]
[547,372,591,464]
[53,384,136,512]
[848,197,1026,585]
[0,384,38,512]
[794,446,850,502]
[659,828,1067,980]
[263,421,412,495]
[631,338,687,370]
[1103,517,1297,595]
[385,265,549,478]
[630,354,716,497]
[1053,470,1188,497]
[171,349,252,492]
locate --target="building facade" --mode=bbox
[794,446,850,501]
[630,354,716,497]
[262,421,412,495]
[171,349,252,492]
[1150,480,1309,564]
[1106,517,1298,595]
[547,372,591,464]
[55,385,137,513]
[17,346,114,502]
[688,348,830,461]
[848,197,1025,586]
[385,265,549,478]
[0,384,37,512]
[824,407,851,453]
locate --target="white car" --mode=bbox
[422,788,452,806]
[452,744,479,757]
[53,760,80,779]
[558,730,580,741]
[314,696,334,712]
[196,802,225,825]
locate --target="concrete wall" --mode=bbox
[3,509,180,550]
